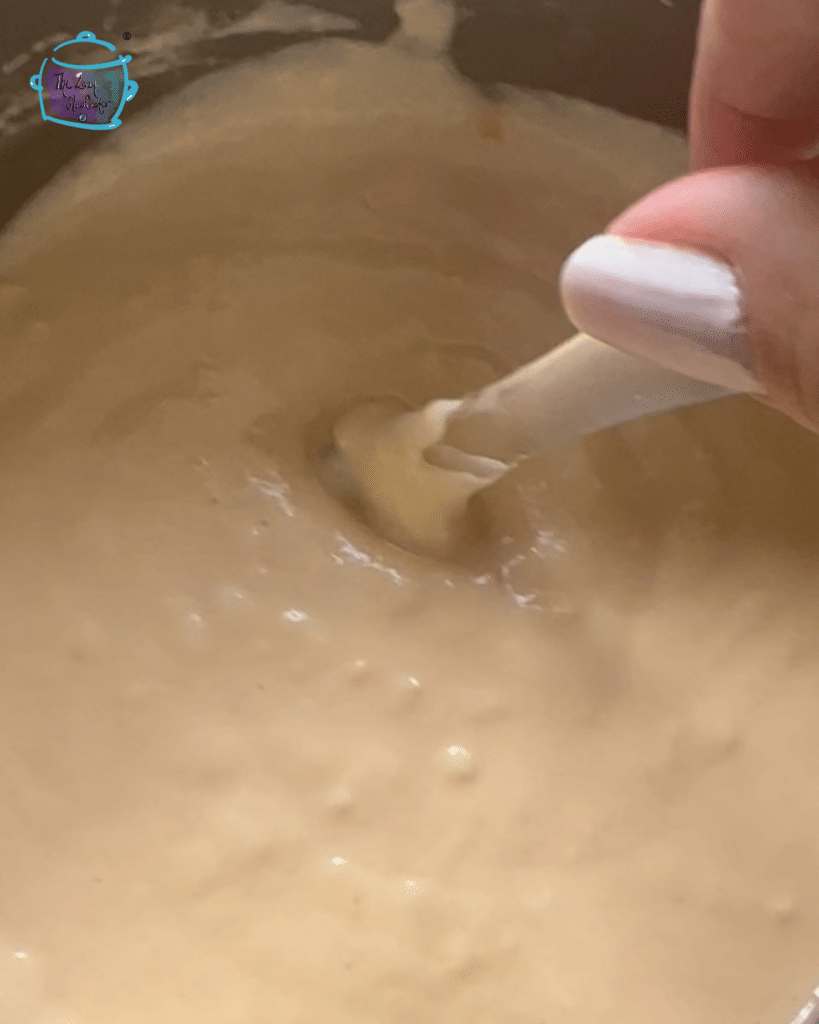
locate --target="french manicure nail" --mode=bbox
[559,235,760,393]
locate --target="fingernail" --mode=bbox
[559,235,759,393]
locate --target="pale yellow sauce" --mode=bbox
[2,31,819,1024]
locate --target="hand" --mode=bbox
[560,0,819,431]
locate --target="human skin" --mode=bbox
[561,0,819,431]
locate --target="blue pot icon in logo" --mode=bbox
[30,30,139,130]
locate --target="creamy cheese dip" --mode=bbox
[2,23,819,1024]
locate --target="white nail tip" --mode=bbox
[560,235,758,393]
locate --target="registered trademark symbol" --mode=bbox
[122,31,132,40]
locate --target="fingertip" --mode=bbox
[589,167,819,431]
[605,168,756,261]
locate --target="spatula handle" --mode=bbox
[441,333,738,463]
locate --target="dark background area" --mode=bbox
[1,0,702,234]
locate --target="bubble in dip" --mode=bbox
[321,398,507,558]
[436,744,477,782]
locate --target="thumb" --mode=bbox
[559,166,819,432]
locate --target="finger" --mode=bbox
[690,0,819,169]
[559,167,819,432]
